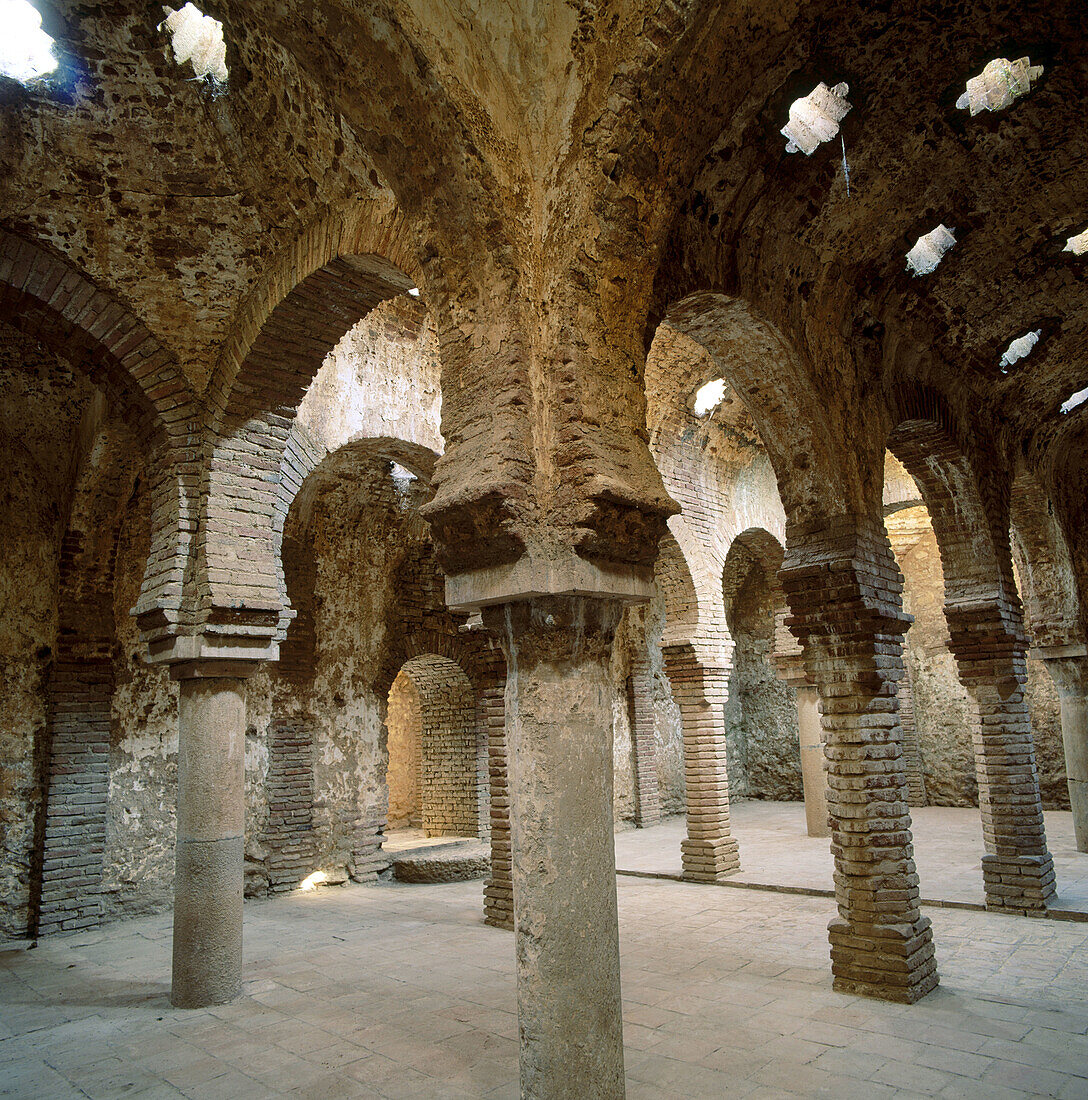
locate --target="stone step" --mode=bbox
[391,840,490,884]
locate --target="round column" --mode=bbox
[170,662,251,1008]
[796,683,830,838]
[486,597,626,1100]
[1043,654,1088,852]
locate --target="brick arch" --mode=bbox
[661,292,859,526]
[1010,469,1085,650]
[388,653,480,838]
[207,202,424,419]
[0,229,199,650]
[277,433,442,682]
[35,416,146,936]
[655,532,699,647]
[198,207,427,648]
[886,417,1020,634]
[721,527,786,633]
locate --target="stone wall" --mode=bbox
[386,671,421,829]
[723,568,801,801]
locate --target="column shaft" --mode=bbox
[1043,655,1088,853]
[487,597,625,1100]
[171,671,247,1008]
[795,684,830,838]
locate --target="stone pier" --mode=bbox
[945,608,1056,914]
[486,597,626,1100]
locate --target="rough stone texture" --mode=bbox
[0,331,99,937]
[485,597,626,1100]
[386,671,422,830]
[392,840,489,883]
[722,540,801,801]
[1,8,1086,1083]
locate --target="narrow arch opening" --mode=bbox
[385,654,478,841]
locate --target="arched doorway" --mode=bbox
[386,654,479,839]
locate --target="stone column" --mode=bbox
[945,608,1056,914]
[663,645,741,881]
[773,654,829,838]
[781,519,938,1003]
[170,661,253,1009]
[484,597,625,1100]
[796,684,830,838]
[628,653,662,827]
[896,664,928,807]
[1038,648,1088,853]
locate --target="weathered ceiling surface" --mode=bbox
[0,1,1084,533]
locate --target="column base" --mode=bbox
[681,836,740,882]
[982,853,1056,915]
[171,835,244,1009]
[828,916,938,1003]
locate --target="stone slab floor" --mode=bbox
[615,803,1088,916]
[3,874,1088,1099]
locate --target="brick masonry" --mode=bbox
[781,515,939,1003]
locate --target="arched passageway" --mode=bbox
[721,529,799,803]
[386,654,480,839]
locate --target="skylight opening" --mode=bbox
[782,82,851,155]
[1061,386,1088,416]
[999,329,1041,372]
[693,378,727,417]
[1063,227,1088,256]
[390,462,417,485]
[906,224,956,277]
[956,57,1042,116]
[161,3,227,86]
[0,0,57,84]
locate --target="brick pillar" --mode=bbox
[480,652,512,929]
[944,606,1056,913]
[1039,649,1088,852]
[781,518,937,1003]
[663,644,740,881]
[628,654,661,827]
[897,664,927,807]
[265,716,315,893]
[37,640,113,936]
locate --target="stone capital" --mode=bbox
[481,594,624,667]
[169,658,264,681]
[445,550,653,613]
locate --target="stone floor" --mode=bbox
[381,830,479,854]
[3,867,1088,1099]
[615,802,1088,916]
